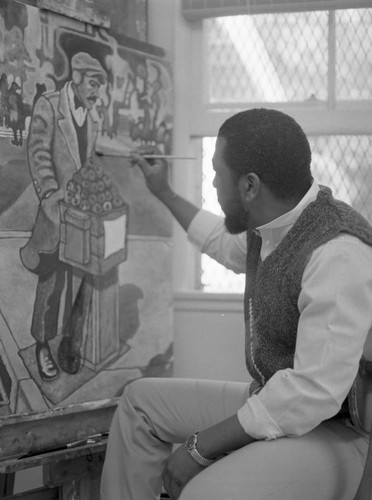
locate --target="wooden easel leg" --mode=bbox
[0,472,15,497]
[59,476,100,500]
[44,451,105,500]
[59,479,79,500]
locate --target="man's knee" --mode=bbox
[121,377,160,411]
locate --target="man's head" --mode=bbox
[71,52,107,110]
[213,108,313,233]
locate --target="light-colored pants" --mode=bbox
[100,377,368,500]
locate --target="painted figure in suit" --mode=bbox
[20,52,107,381]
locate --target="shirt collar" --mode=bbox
[256,181,319,258]
[68,82,87,126]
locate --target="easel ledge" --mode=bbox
[0,398,119,461]
[0,398,119,499]
[0,439,108,500]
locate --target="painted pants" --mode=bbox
[31,259,72,343]
[100,377,369,500]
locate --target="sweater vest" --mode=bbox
[244,186,372,394]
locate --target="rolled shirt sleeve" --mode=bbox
[238,234,372,439]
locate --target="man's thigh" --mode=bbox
[125,377,251,442]
[179,420,368,500]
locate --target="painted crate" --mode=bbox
[59,201,128,276]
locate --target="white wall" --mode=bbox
[174,293,251,382]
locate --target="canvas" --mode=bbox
[36,0,148,40]
[0,0,173,416]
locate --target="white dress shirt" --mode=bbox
[188,182,372,439]
[67,81,87,127]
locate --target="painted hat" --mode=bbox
[71,52,107,83]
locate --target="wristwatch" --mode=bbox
[184,432,215,467]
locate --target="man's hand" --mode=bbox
[130,147,171,200]
[161,415,256,498]
[130,146,200,230]
[161,445,205,499]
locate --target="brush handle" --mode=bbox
[95,151,196,160]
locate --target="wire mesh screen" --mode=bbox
[201,135,372,293]
[336,9,372,100]
[311,136,372,219]
[205,9,372,105]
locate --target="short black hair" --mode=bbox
[218,108,313,200]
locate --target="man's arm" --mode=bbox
[28,96,59,200]
[237,236,372,439]
[132,151,247,273]
[131,152,200,231]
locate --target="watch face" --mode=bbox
[185,434,197,452]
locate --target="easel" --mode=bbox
[0,448,172,500]
[0,398,118,500]
[0,440,106,499]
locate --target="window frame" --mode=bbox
[189,12,372,137]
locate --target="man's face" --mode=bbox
[212,136,248,234]
[75,73,102,110]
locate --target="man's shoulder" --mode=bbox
[321,233,372,257]
[33,85,68,118]
[307,233,372,284]
[34,90,56,108]
[39,82,68,104]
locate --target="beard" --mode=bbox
[224,212,249,234]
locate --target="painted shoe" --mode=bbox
[36,342,59,381]
[57,337,81,375]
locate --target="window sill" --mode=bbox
[174,291,244,312]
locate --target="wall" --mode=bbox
[173,293,250,382]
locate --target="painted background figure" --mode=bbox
[20,52,107,382]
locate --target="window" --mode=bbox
[190,8,372,292]
[205,9,372,106]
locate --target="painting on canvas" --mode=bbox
[37,0,110,27]
[0,0,173,416]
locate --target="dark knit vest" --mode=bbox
[72,113,88,167]
[244,186,372,395]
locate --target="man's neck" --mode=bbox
[252,183,316,230]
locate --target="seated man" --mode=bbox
[100,108,372,500]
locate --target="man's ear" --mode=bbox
[72,70,83,86]
[238,173,260,203]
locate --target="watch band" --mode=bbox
[184,432,215,467]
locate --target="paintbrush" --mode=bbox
[95,150,196,160]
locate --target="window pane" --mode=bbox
[201,137,245,293]
[205,11,328,104]
[201,253,246,293]
[201,135,372,292]
[336,9,372,100]
[310,135,372,222]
